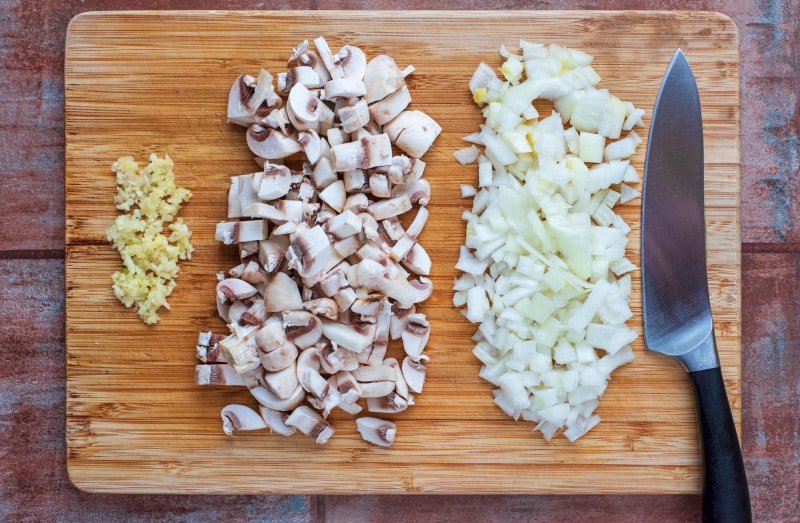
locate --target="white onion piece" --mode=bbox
[456,42,645,442]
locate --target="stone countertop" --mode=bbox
[1,1,797,521]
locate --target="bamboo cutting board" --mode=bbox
[65,10,740,494]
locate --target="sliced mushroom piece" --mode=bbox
[332,234,363,259]
[258,340,299,372]
[311,156,337,190]
[326,209,362,239]
[216,277,258,306]
[324,77,367,100]
[287,82,322,131]
[291,41,332,84]
[248,200,304,223]
[364,55,405,103]
[408,277,434,304]
[337,99,370,133]
[227,72,282,127]
[296,347,330,400]
[342,169,367,193]
[228,174,261,219]
[282,310,323,349]
[218,324,261,374]
[333,370,361,405]
[196,331,227,363]
[285,405,335,444]
[333,286,357,312]
[367,391,409,413]
[351,363,397,383]
[227,300,249,325]
[344,193,369,214]
[350,294,385,318]
[321,319,373,353]
[263,107,292,133]
[364,300,391,365]
[368,173,392,198]
[247,124,303,160]
[389,303,416,340]
[402,242,432,276]
[298,130,322,165]
[195,364,247,386]
[402,355,427,394]
[215,220,269,245]
[259,235,290,274]
[250,384,305,411]
[286,224,331,279]
[221,404,268,435]
[258,405,297,436]
[330,134,392,171]
[384,357,410,401]
[359,380,397,398]
[264,362,300,400]
[335,45,367,80]
[313,36,344,79]
[277,66,323,94]
[384,110,442,159]
[303,297,339,320]
[264,272,303,312]
[307,381,342,419]
[367,193,412,221]
[402,313,430,360]
[253,163,292,201]
[311,338,340,374]
[369,84,412,126]
[404,178,432,206]
[318,180,347,213]
[356,417,397,447]
[240,299,268,326]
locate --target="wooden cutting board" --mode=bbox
[65,10,740,494]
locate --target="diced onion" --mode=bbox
[455,42,645,442]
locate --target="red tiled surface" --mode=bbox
[1,1,797,521]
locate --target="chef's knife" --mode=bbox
[641,49,751,522]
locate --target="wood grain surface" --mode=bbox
[64,10,740,494]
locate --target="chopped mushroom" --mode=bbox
[356,417,397,447]
[285,405,335,444]
[221,404,268,435]
[205,37,439,444]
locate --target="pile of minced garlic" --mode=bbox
[106,153,193,324]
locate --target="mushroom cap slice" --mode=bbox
[250,384,306,411]
[221,404,268,435]
[384,110,442,159]
[369,84,412,126]
[401,355,427,394]
[258,405,297,436]
[330,134,393,172]
[336,45,367,80]
[287,82,322,127]
[282,310,323,349]
[356,417,397,447]
[247,124,303,160]
[285,405,335,444]
[402,312,431,360]
[364,55,405,103]
[286,224,331,279]
[264,272,304,312]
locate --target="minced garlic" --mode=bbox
[106,153,192,324]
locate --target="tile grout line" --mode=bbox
[741,242,800,253]
[0,249,65,260]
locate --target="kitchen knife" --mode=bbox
[641,49,751,522]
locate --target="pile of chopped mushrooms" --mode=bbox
[196,37,440,446]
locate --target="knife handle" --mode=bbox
[688,367,752,523]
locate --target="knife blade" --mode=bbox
[641,49,751,522]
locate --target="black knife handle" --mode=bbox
[688,367,752,523]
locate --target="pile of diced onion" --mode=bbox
[452,42,644,442]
